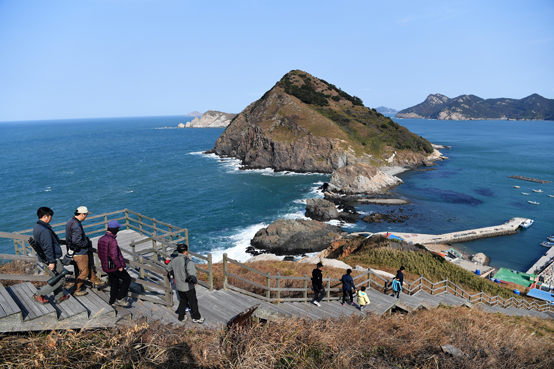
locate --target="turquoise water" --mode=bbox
[0,116,552,272]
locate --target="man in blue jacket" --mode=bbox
[341,269,356,306]
[66,206,104,296]
[33,207,70,304]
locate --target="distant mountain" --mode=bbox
[185,111,203,117]
[376,106,397,114]
[396,93,554,121]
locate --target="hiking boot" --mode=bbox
[92,280,106,289]
[313,301,321,307]
[192,317,205,324]
[65,282,75,289]
[114,298,131,307]
[56,294,70,303]
[178,315,188,322]
[73,289,88,296]
[33,294,49,304]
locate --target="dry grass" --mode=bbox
[0,307,552,368]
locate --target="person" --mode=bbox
[311,262,325,307]
[357,286,370,311]
[32,207,70,304]
[165,243,204,323]
[66,206,104,296]
[395,266,405,286]
[341,269,356,306]
[97,220,132,307]
[391,276,402,298]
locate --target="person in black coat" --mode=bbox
[395,266,405,286]
[341,269,356,305]
[311,262,325,306]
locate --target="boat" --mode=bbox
[528,201,539,205]
[532,189,543,193]
[521,219,534,228]
[548,195,554,198]
[540,241,554,248]
[548,235,554,242]
[514,186,520,188]
[521,192,530,195]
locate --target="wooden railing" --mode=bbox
[0,210,213,306]
[222,253,372,304]
[222,253,553,313]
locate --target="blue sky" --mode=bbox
[1,0,553,122]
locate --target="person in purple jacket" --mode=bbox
[97,220,131,307]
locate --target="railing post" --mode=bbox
[164,273,172,305]
[222,253,228,291]
[326,276,331,302]
[419,275,423,292]
[367,268,371,288]
[303,274,308,301]
[139,215,143,235]
[266,273,271,301]
[138,255,145,279]
[276,273,281,304]
[207,253,213,291]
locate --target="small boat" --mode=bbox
[521,192,530,195]
[521,219,534,228]
[540,241,554,248]
[548,235,554,242]
[533,189,543,193]
[548,195,554,198]
[514,186,520,188]
[528,201,539,205]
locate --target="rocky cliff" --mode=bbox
[396,93,554,121]
[207,70,438,192]
[185,110,237,128]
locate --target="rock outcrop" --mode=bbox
[208,70,437,185]
[327,162,403,195]
[185,110,237,128]
[305,198,339,221]
[250,219,345,255]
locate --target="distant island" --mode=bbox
[185,111,203,117]
[179,110,237,128]
[396,93,554,121]
[376,106,397,114]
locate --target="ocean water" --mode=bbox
[0,116,552,272]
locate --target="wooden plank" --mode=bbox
[0,283,21,318]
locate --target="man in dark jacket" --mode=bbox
[97,220,131,307]
[165,243,204,323]
[395,266,405,286]
[341,269,356,305]
[66,206,104,296]
[311,262,325,306]
[33,207,70,304]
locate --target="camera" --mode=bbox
[61,249,75,266]
[185,275,198,284]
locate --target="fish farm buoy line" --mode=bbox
[508,176,552,184]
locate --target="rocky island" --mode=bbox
[208,70,444,195]
[396,93,554,121]
[182,110,237,128]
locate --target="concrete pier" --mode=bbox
[376,217,529,246]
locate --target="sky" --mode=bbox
[0,0,553,122]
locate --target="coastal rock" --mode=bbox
[471,252,490,266]
[327,162,403,195]
[185,110,237,128]
[250,219,345,255]
[177,123,185,128]
[305,198,339,221]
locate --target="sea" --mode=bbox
[0,116,552,273]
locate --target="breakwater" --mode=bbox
[508,176,552,184]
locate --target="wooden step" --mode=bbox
[6,282,58,329]
[365,288,397,316]
[0,283,23,330]
[412,290,444,309]
[435,292,468,307]
[70,288,116,328]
